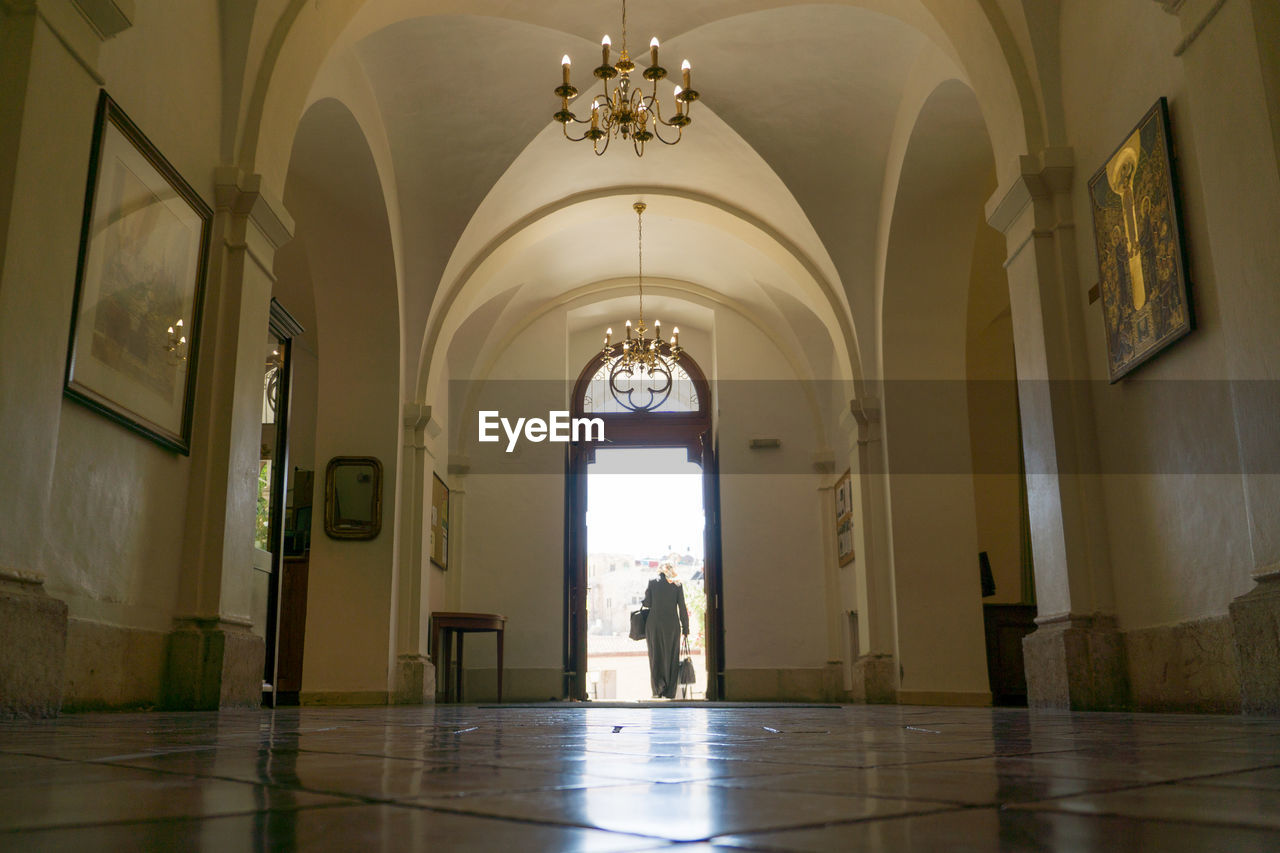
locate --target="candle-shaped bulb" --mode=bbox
[562,55,571,85]
[602,35,611,65]
[681,59,691,89]
[670,335,676,345]
[649,37,660,67]
[175,319,183,327]
[625,319,632,339]
[167,326,175,334]
[673,325,679,344]
[673,85,684,113]
[590,100,600,129]
[654,319,661,334]
[180,336,187,345]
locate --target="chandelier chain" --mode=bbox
[637,201,644,327]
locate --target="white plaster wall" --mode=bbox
[453,298,831,691]
[457,310,568,677]
[0,2,220,656]
[1061,0,1255,629]
[715,309,830,674]
[287,103,402,697]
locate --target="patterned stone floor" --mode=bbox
[2,703,1280,851]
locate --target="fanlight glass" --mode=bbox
[583,354,699,414]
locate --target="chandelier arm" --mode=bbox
[563,124,594,143]
[593,132,611,156]
[652,122,683,145]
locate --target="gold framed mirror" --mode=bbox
[323,456,382,540]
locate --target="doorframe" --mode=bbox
[564,348,724,700]
[262,298,304,707]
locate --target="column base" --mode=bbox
[1023,613,1129,710]
[164,617,263,710]
[394,654,436,704]
[1229,569,1280,715]
[848,654,896,704]
[0,570,68,719]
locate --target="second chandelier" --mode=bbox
[554,0,700,156]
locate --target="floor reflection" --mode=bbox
[2,704,1279,851]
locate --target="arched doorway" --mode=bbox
[565,344,724,701]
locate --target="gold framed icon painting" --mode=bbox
[1087,97,1193,382]
[64,91,212,452]
[834,469,854,566]
[431,473,449,570]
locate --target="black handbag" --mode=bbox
[678,635,696,684]
[629,607,649,640]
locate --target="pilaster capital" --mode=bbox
[403,402,441,439]
[213,166,294,250]
[985,147,1074,235]
[448,454,471,476]
[844,396,882,445]
[71,0,134,38]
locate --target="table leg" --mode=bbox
[442,629,454,702]
[496,628,504,703]
[456,633,465,703]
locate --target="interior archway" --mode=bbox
[880,79,1017,703]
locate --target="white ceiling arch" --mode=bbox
[245,0,1040,206]
[417,189,861,404]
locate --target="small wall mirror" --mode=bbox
[324,456,382,540]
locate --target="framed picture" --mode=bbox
[431,472,449,570]
[834,469,854,566]
[323,457,382,540]
[1088,97,1193,382]
[63,91,212,453]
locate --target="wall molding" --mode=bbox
[1173,0,1230,56]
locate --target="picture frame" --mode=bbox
[834,469,854,566]
[323,456,382,540]
[430,472,449,570]
[1087,97,1194,382]
[64,90,213,453]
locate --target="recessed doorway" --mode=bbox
[586,448,707,701]
[565,344,723,701]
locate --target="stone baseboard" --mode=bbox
[394,654,436,705]
[723,667,845,702]
[1229,570,1280,715]
[300,691,390,706]
[848,654,896,704]
[1126,615,1240,713]
[458,668,563,703]
[1023,613,1129,710]
[0,570,68,719]
[64,618,166,711]
[164,617,264,710]
[896,690,991,707]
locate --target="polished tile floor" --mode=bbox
[2,703,1280,851]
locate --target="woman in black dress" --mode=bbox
[643,563,689,699]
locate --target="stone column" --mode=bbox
[393,403,438,704]
[1155,0,1280,713]
[841,395,896,703]
[986,148,1127,710]
[167,168,294,709]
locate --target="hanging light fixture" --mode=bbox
[554,0,700,156]
[600,202,681,376]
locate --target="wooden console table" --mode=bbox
[430,611,506,703]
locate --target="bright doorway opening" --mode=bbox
[586,447,707,701]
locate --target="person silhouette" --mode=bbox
[642,562,689,699]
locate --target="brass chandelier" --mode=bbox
[554,0,700,156]
[600,202,681,374]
